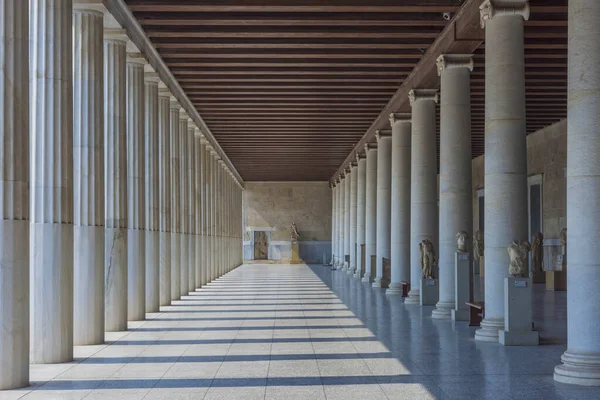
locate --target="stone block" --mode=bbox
[452,251,471,322]
[420,278,438,306]
[499,277,539,346]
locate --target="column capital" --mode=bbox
[144,71,160,84]
[126,51,146,65]
[364,142,378,153]
[479,0,530,28]
[169,96,180,110]
[409,89,439,106]
[194,127,203,138]
[179,110,189,121]
[74,1,106,16]
[389,113,411,126]
[158,85,171,99]
[104,28,128,43]
[356,152,366,162]
[200,136,208,145]
[218,159,225,167]
[436,54,474,76]
[335,176,341,184]
[350,161,358,169]
[345,166,352,174]
[187,118,196,130]
[375,129,392,142]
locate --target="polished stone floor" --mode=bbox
[2,263,599,399]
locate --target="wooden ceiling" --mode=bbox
[126,0,567,182]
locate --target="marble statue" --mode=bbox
[419,239,436,279]
[473,230,484,261]
[560,228,567,247]
[291,222,300,240]
[456,231,469,253]
[531,232,544,273]
[507,240,531,277]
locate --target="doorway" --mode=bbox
[253,231,269,260]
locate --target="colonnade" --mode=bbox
[0,0,243,390]
[331,0,600,386]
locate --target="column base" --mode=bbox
[499,330,539,346]
[372,277,383,288]
[405,289,420,305]
[347,267,356,275]
[341,261,349,271]
[554,351,600,386]
[105,227,128,332]
[452,309,470,322]
[74,225,105,345]
[386,282,403,296]
[361,273,372,283]
[432,301,454,320]
[475,318,504,342]
[353,270,362,279]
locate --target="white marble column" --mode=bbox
[217,161,224,276]
[338,175,345,269]
[476,0,529,342]
[194,129,203,289]
[206,147,214,281]
[30,0,74,364]
[179,111,189,296]
[362,143,378,282]
[158,84,171,306]
[187,119,196,292]
[331,182,336,265]
[126,52,146,321]
[200,138,208,285]
[406,89,439,305]
[144,68,160,313]
[73,2,105,346]
[348,162,358,274]
[554,0,600,386]
[0,0,29,388]
[387,114,412,296]
[169,98,181,301]
[334,180,341,266]
[433,54,474,319]
[373,130,392,288]
[104,29,128,332]
[343,168,351,270]
[354,153,367,279]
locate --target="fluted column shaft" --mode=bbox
[387,115,412,295]
[169,100,181,301]
[476,1,529,342]
[338,176,346,269]
[348,164,358,274]
[362,145,378,282]
[200,140,208,285]
[554,0,600,386]
[406,90,438,305]
[331,184,336,264]
[158,87,171,306]
[343,170,351,270]
[354,154,366,278]
[104,30,128,332]
[73,5,105,345]
[179,111,189,296]
[187,120,195,292]
[194,130,203,288]
[0,0,29,388]
[374,131,392,288]
[144,71,159,313]
[126,54,146,321]
[433,55,473,319]
[30,0,74,364]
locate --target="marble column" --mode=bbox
[343,168,351,270]
[187,119,196,293]
[406,89,439,305]
[338,175,346,269]
[0,0,29,388]
[73,2,105,345]
[179,110,189,296]
[354,153,367,279]
[169,98,181,301]
[433,54,473,319]
[30,0,74,364]
[331,182,337,265]
[348,162,358,274]
[475,0,529,342]
[554,0,600,386]
[126,52,146,321]
[387,113,412,296]
[362,143,378,282]
[373,130,392,288]
[194,129,203,289]
[104,29,128,332]
[200,138,208,285]
[144,69,160,313]
[334,179,341,266]
[205,147,213,281]
[158,84,171,306]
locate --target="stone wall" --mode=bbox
[243,181,332,263]
[472,119,567,239]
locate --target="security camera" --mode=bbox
[442,12,452,21]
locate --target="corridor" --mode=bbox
[2,264,598,400]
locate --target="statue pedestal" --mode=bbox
[420,278,438,306]
[452,251,471,321]
[499,277,539,346]
[290,240,302,264]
